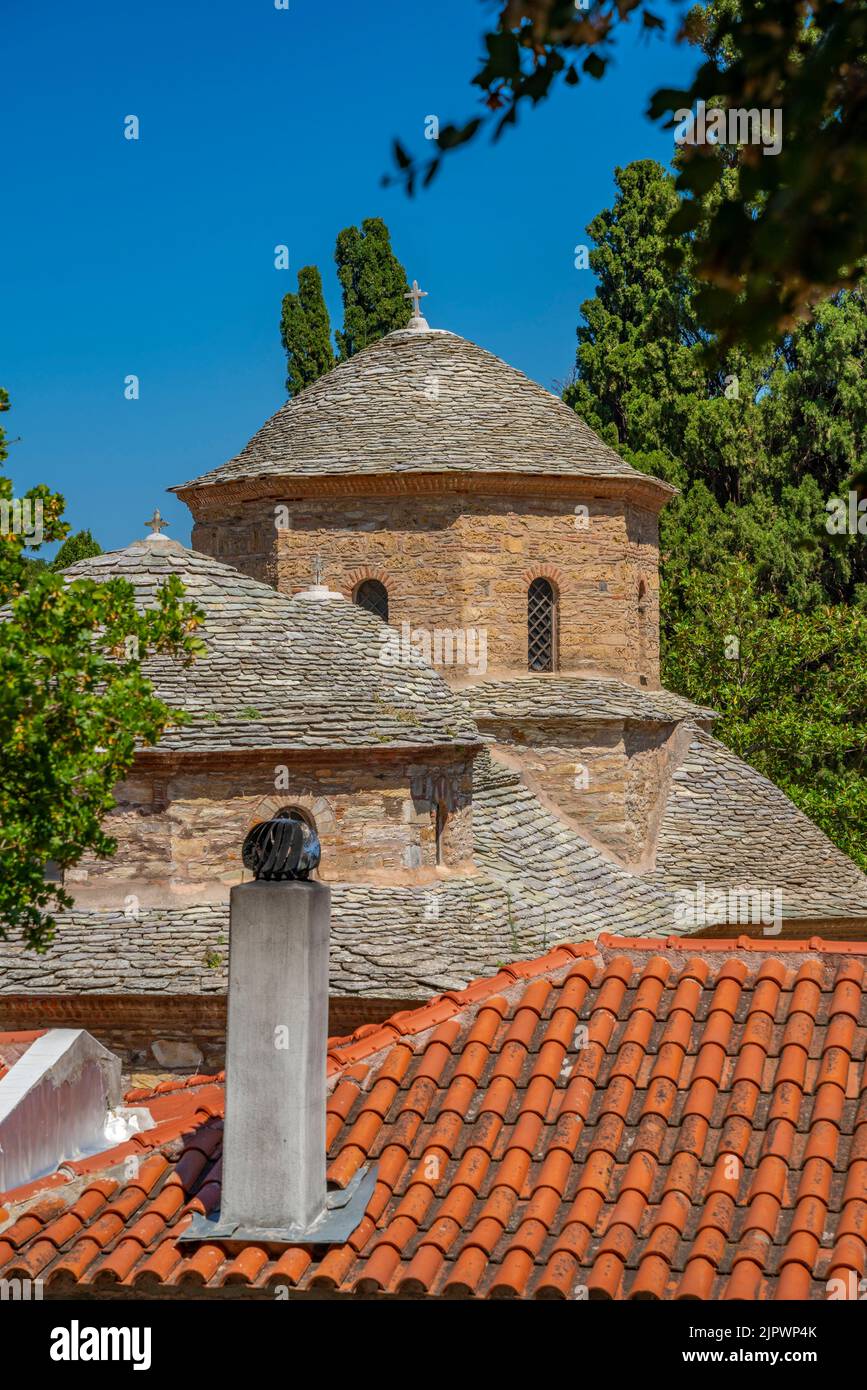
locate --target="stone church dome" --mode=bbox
[173,326,671,496]
[63,531,481,754]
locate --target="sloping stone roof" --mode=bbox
[462,676,717,725]
[647,725,867,919]
[7,733,867,999]
[63,536,480,753]
[0,754,682,1001]
[173,328,664,492]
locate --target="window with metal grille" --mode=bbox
[527,577,557,672]
[354,579,388,622]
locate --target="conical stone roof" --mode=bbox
[63,535,481,753]
[173,327,667,493]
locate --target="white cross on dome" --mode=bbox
[404,279,430,329]
[144,508,169,536]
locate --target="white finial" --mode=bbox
[404,279,430,330]
[294,554,344,603]
[144,508,169,537]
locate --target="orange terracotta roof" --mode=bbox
[1,938,867,1299]
[0,1029,46,1083]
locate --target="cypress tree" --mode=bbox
[334,218,412,361]
[565,159,867,869]
[51,529,102,570]
[280,265,335,397]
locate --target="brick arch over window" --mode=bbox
[527,575,559,673]
[345,566,391,594]
[521,563,564,589]
[346,567,391,622]
[247,795,335,837]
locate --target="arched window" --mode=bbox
[528,577,557,672]
[354,578,388,622]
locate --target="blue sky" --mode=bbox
[2,0,696,550]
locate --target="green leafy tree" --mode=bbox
[564,159,704,463]
[565,160,867,866]
[334,217,412,360]
[565,160,867,619]
[665,560,867,870]
[279,265,335,396]
[50,529,102,571]
[0,391,205,951]
[391,0,867,352]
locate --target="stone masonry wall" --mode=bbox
[0,993,413,1071]
[487,717,679,870]
[189,484,660,684]
[65,751,475,908]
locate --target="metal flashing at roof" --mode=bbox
[0,1030,122,1192]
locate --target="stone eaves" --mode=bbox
[0,753,682,1001]
[171,328,672,504]
[460,676,717,725]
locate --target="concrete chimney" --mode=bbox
[219,878,331,1234]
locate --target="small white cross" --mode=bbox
[312,554,324,586]
[405,279,428,318]
[145,508,169,536]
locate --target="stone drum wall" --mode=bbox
[187,478,661,685]
[65,750,476,909]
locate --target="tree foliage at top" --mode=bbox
[280,265,335,397]
[50,529,102,570]
[565,159,867,618]
[0,392,205,951]
[390,0,867,352]
[279,219,411,392]
[334,217,412,360]
[565,158,867,865]
[665,560,867,871]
